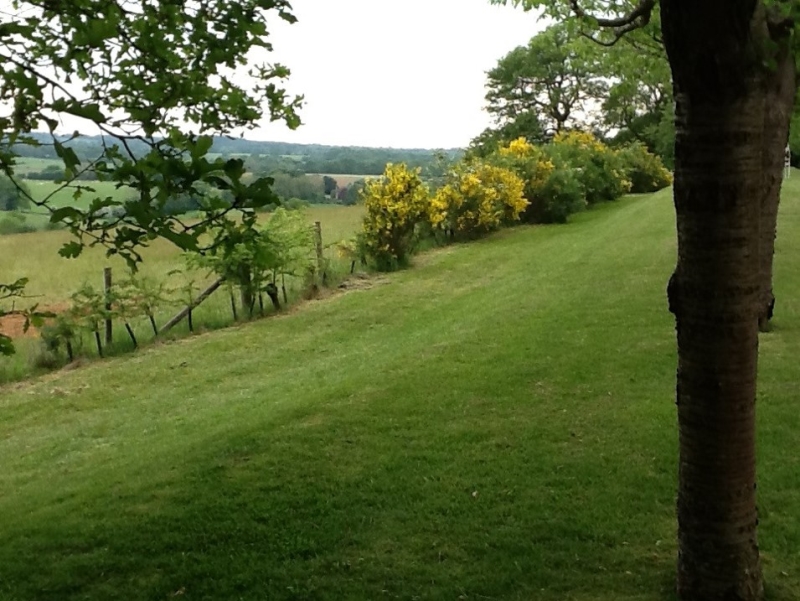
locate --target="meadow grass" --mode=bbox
[0,204,365,382]
[25,179,132,209]
[10,156,62,175]
[0,187,798,600]
[0,204,364,303]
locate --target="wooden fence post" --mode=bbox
[313,221,324,285]
[103,267,113,345]
[159,278,224,335]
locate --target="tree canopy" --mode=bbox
[0,0,303,355]
[0,173,29,211]
[0,0,302,265]
[485,23,607,136]
[478,11,673,162]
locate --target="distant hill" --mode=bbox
[9,133,463,177]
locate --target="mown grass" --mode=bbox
[0,187,798,600]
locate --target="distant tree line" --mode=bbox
[9,133,462,177]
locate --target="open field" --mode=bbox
[9,156,63,175]
[0,186,798,600]
[0,204,364,382]
[3,180,138,231]
[0,204,364,304]
[25,179,132,209]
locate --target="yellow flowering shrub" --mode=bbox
[430,161,527,238]
[549,131,632,204]
[491,137,585,223]
[616,142,673,193]
[498,137,555,190]
[498,137,540,158]
[552,130,607,153]
[360,163,430,270]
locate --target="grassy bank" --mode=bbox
[0,188,798,600]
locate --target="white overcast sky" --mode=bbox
[252,0,546,149]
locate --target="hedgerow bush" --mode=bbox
[492,138,585,224]
[531,165,586,224]
[430,161,527,238]
[548,131,631,204]
[0,213,37,235]
[188,208,316,314]
[617,142,673,193]
[360,163,430,271]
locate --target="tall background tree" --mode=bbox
[599,31,674,165]
[485,23,607,137]
[468,109,547,157]
[0,0,303,355]
[476,18,675,164]
[493,1,797,600]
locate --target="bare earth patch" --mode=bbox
[0,313,32,339]
[0,303,70,340]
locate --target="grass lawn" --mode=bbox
[0,187,798,600]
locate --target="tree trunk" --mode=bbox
[758,55,796,331]
[661,2,795,599]
[239,264,254,318]
[670,88,764,601]
[265,282,280,311]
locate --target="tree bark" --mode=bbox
[758,54,796,331]
[661,1,795,599]
[670,91,764,601]
[239,264,254,318]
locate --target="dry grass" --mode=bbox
[0,205,364,305]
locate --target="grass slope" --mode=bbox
[1,188,798,601]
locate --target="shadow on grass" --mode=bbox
[0,387,680,601]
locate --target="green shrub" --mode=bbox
[532,167,586,224]
[38,315,78,364]
[491,138,585,224]
[617,142,673,193]
[0,213,37,235]
[283,198,310,211]
[548,131,631,204]
[30,346,63,370]
[44,220,66,231]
